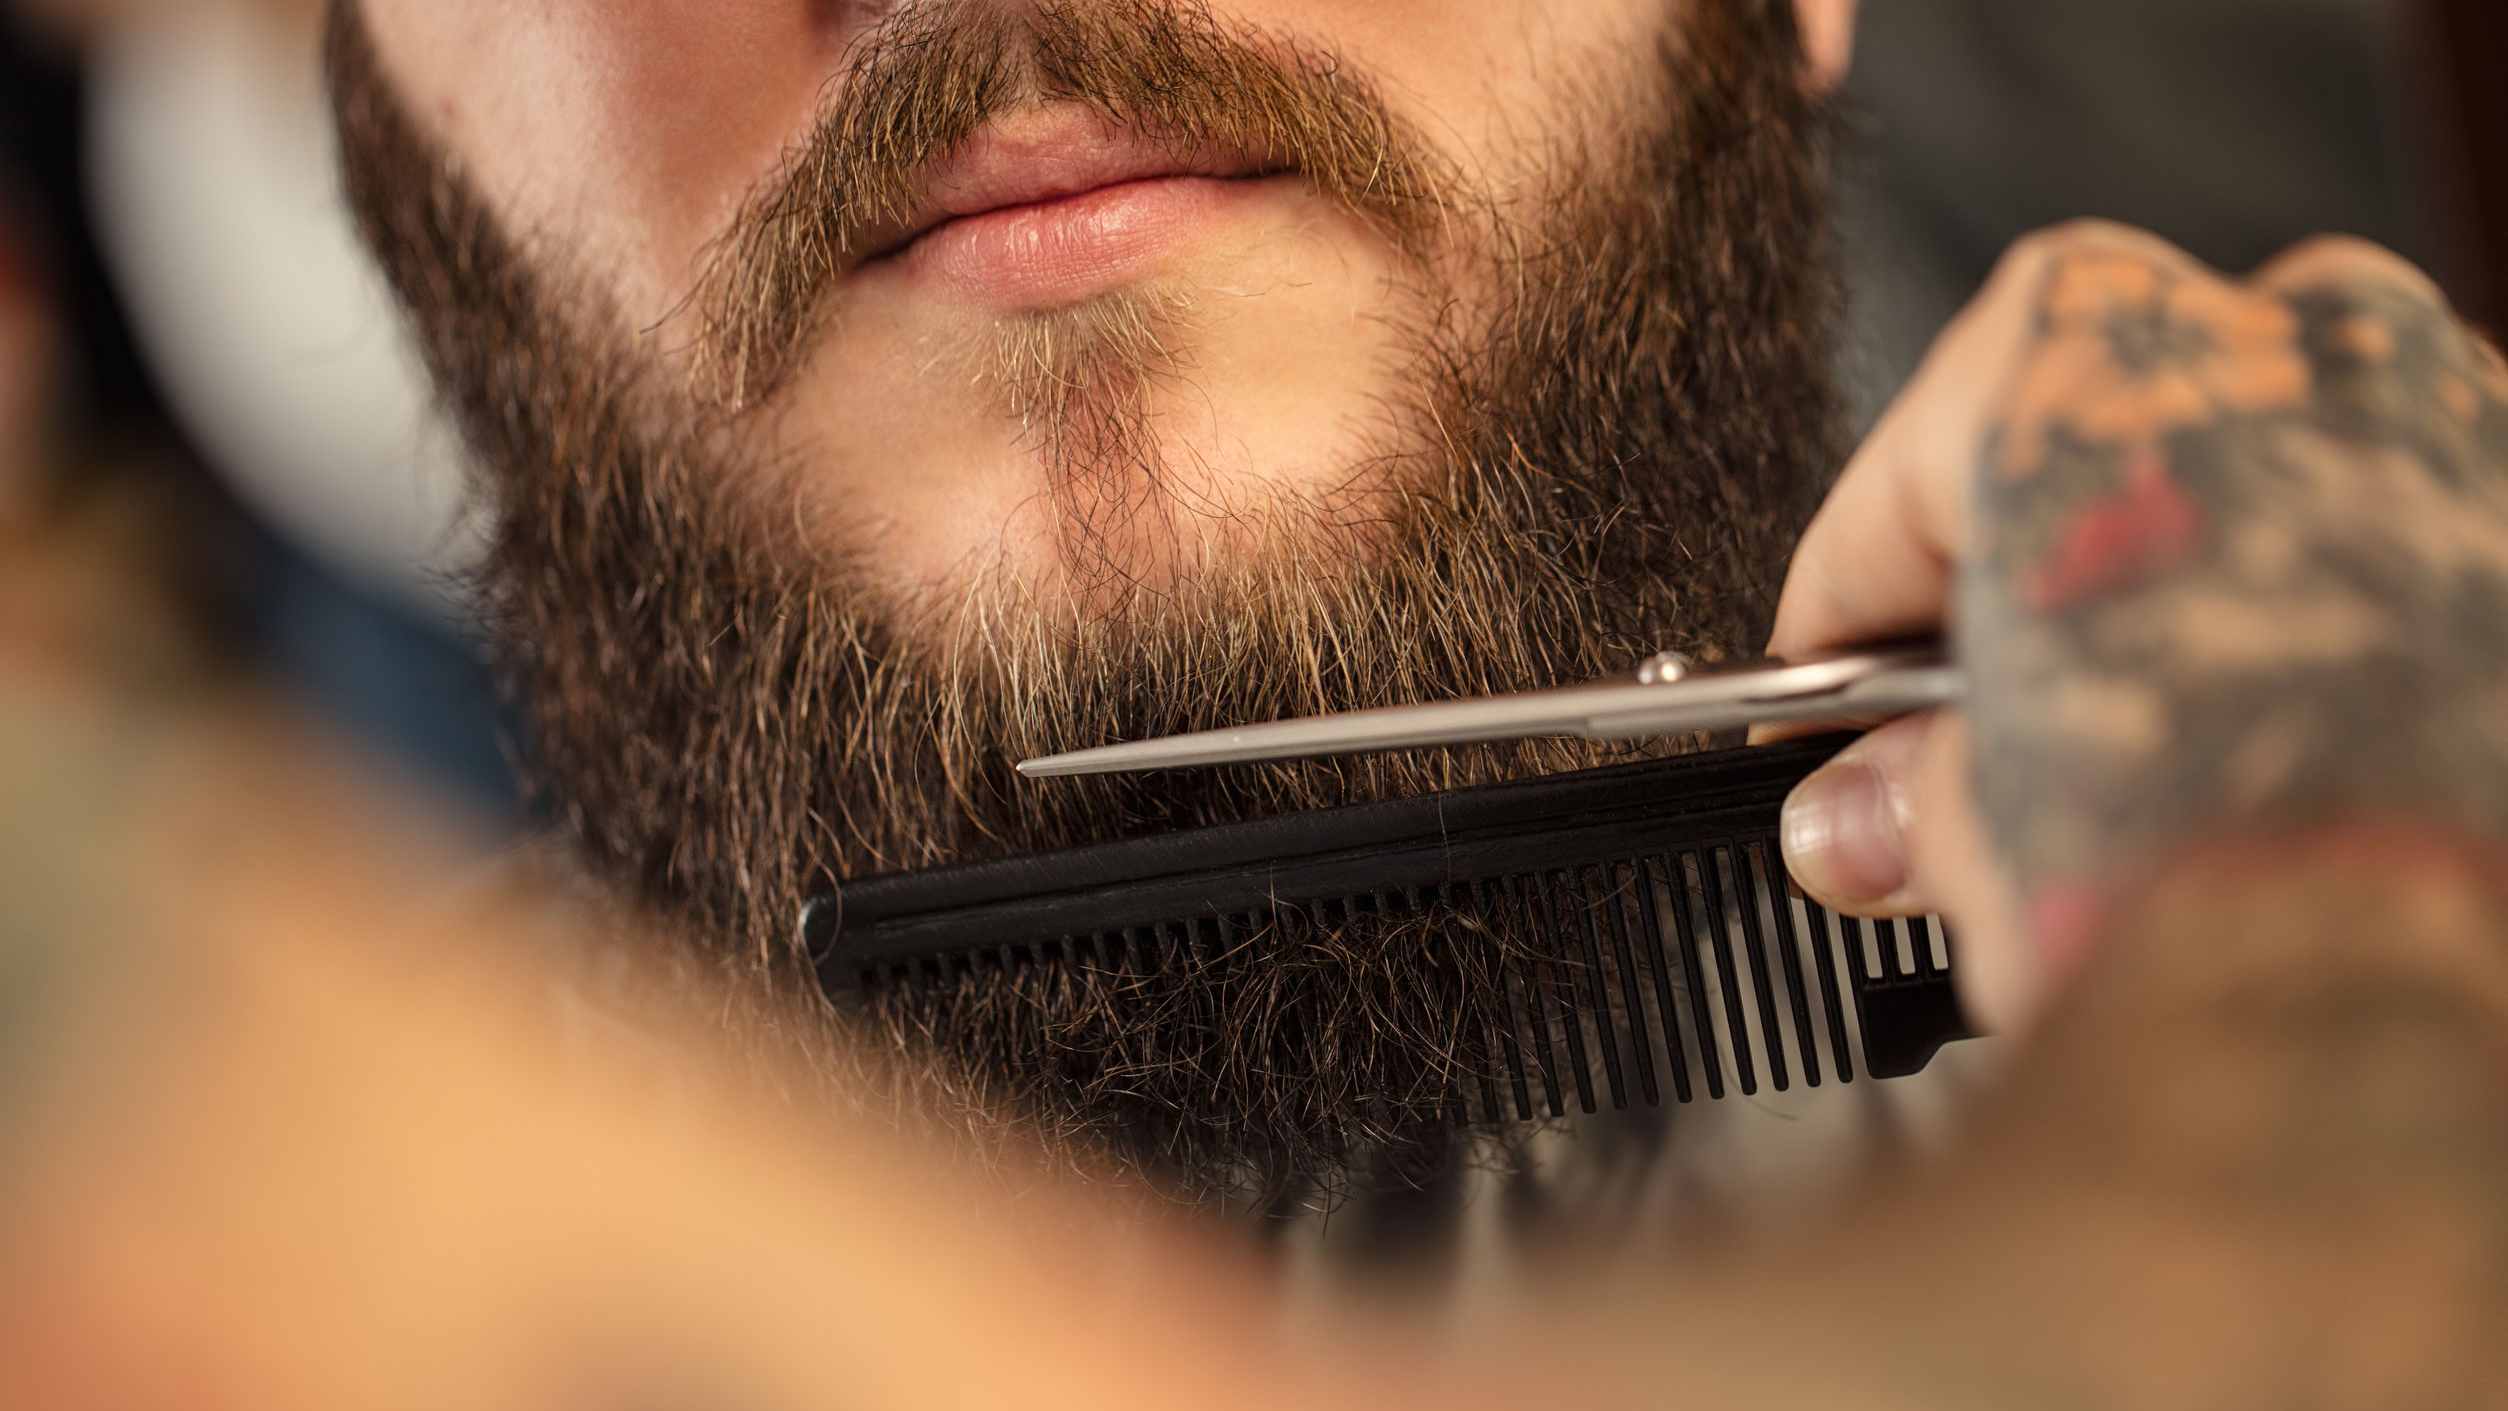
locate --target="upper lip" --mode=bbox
[855,107,1284,264]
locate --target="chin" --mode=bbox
[768,279,1433,606]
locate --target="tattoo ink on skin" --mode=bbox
[1960,251,2508,965]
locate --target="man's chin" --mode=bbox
[785,443,1416,632]
[770,242,1437,596]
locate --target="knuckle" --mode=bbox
[2026,216,2148,251]
[2270,232,2389,267]
[2007,219,2189,267]
[1993,223,2103,285]
[1985,221,2208,309]
[2257,235,2444,305]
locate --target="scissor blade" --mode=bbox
[1018,680,1639,778]
[1016,645,1963,778]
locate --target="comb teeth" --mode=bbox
[1437,844,1964,1121]
[807,738,1973,1122]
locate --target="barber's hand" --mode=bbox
[1770,221,2508,1030]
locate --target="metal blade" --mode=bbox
[1017,643,1962,778]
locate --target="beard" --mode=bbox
[329,0,1840,1201]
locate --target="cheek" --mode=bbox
[359,0,841,328]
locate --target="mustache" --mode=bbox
[694,0,1460,409]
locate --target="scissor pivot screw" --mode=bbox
[1638,651,1694,685]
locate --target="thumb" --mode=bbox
[1778,713,1937,918]
[1781,712,2039,1033]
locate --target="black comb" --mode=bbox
[803,736,1973,1122]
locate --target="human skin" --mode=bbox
[1773,223,2508,1035]
[348,0,1854,606]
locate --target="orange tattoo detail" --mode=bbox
[2000,260,2311,477]
[2041,251,2162,323]
[2027,444,2205,612]
[2326,313,2399,363]
[1973,264,2508,973]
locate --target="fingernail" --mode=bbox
[1781,760,1908,906]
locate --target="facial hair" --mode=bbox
[328,0,1840,1202]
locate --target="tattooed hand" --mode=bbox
[1771,222,2508,1028]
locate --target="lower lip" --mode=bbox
[900,174,1271,307]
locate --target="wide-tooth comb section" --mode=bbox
[803,738,1975,1123]
[1435,836,1920,1124]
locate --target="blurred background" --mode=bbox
[0,0,2501,824]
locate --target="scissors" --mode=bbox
[1016,637,1963,778]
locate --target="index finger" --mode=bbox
[1768,223,2207,659]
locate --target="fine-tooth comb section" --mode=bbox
[804,737,1976,1121]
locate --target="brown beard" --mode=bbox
[328,0,1840,1200]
